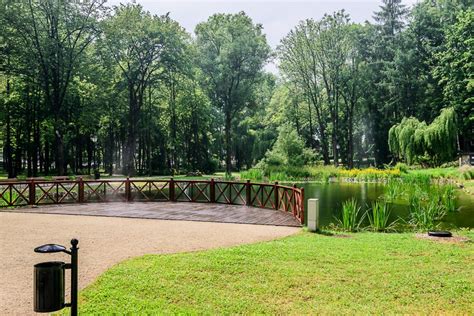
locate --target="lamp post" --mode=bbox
[34,239,79,315]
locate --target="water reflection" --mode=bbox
[297,182,474,229]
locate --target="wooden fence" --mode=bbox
[0,178,304,224]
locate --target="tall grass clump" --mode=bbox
[383,179,404,202]
[439,185,457,213]
[367,201,396,232]
[409,199,446,231]
[240,169,264,181]
[336,198,365,232]
[407,185,449,231]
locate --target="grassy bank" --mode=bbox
[239,165,474,186]
[67,232,473,314]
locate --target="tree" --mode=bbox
[258,124,316,169]
[434,9,474,153]
[388,107,457,166]
[278,18,330,164]
[195,12,270,175]
[3,0,106,175]
[101,4,188,175]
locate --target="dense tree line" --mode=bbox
[277,0,472,168]
[0,0,472,178]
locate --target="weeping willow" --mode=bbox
[388,107,457,166]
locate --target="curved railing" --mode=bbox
[0,178,304,224]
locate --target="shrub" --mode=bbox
[257,124,316,171]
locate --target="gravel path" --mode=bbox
[0,212,299,315]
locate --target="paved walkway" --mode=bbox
[7,202,301,227]
[0,212,299,315]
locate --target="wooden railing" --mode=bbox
[0,178,304,224]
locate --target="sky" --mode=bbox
[107,0,419,73]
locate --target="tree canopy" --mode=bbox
[0,0,471,177]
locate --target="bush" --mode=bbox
[257,124,316,170]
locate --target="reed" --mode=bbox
[383,179,404,202]
[336,198,365,232]
[367,201,397,232]
[440,185,457,213]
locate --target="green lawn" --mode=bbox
[69,231,473,314]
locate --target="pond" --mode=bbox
[298,182,474,229]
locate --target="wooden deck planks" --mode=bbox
[7,202,302,227]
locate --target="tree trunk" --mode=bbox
[224,110,232,175]
[347,109,354,169]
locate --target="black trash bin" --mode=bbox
[34,261,65,313]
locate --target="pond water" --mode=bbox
[298,182,474,229]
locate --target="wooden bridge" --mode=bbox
[0,178,304,226]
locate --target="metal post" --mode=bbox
[70,239,79,316]
[307,198,319,232]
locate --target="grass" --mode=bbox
[65,232,473,315]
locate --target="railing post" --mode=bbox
[300,187,305,224]
[169,178,175,202]
[29,180,35,205]
[210,178,216,203]
[125,177,131,201]
[293,184,298,217]
[274,181,279,210]
[245,180,251,206]
[78,177,84,203]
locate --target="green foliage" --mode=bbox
[0,190,18,207]
[389,107,458,166]
[462,168,474,180]
[434,9,474,145]
[336,198,365,232]
[240,169,264,182]
[383,179,404,202]
[195,11,271,174]
[367,201,396,232]
[258,124,316,170]
[440,185,457,213]
[409,198,447,231]
[0,0,470,180]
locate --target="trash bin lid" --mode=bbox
[34,261,65,268]
[34,244,66,253]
